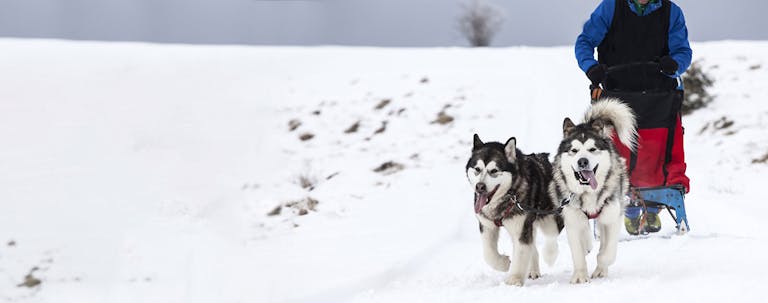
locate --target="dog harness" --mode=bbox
[491,193,574,227]
[493,197,516,227]
[585,209,603,219]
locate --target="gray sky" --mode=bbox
[0,0,766,46]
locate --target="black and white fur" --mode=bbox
[466,134,563,286]
[550,98,637,284]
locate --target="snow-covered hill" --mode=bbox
[0,39,766,303]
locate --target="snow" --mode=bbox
[0,39,767,303]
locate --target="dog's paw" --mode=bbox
[487,255,510,272]
[591,266,608,279]
[528,270,541,280]
[569,272,590,284]
[504,275,525,286]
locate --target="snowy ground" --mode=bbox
[0,39,767,303]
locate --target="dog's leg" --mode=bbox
[524,216,540,279]
[581,222,593,255]
[503,216,532,286]
[592,221,619,279]
[505,241,533,286]
[596,222,609,257]
[536,216,560,266]
[592,201,622,279]
[479,222,510,272]
[528,242,541,280]
[563,207,590,284]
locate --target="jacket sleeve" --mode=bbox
[575,0,614,73]
[668,3,692,77]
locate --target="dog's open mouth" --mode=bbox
[574,164,599,190]
[474,185,500,214]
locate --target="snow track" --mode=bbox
[0,39,767,302]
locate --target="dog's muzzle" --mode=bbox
[573,164,599,190]
[474,184,499,214]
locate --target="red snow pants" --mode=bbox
[603,90,690,193]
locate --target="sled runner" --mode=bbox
[591,62,690,234]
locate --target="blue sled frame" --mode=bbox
[631,185,690,234]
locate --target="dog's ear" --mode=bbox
[504,137,517,163]
[473,134,483,150]
[591,119,605,133]
[563,118,576,137]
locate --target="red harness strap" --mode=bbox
[493,195,518,227]
[494,203,515,227]
[585,210,602,220]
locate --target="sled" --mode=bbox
[591,62,690,234]
[629,185,689,234]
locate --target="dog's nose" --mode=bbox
[476,183,487,193]
[577,158,589,169]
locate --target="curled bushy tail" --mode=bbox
[584,98,638,151]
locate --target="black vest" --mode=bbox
[598,0,677,91]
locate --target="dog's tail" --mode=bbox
[584,98,638,152]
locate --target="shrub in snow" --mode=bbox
[374,99,391,110]
[17,267,41,288]
[432,111,454,125]
[288,197,319,216]
[752,152,768,164]
[266,197,319,217]
[373,161,405,175]
[296,173,317,191]
[299,133,314,141]
[288,119,301,131]
[681,61,715,115]
[344,121,360,134]
[457,0,504,47]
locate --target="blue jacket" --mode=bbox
[575,0,692,79]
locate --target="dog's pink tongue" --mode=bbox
[582,170,598,190]
[475,194,489,213]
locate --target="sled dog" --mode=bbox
[550,98,637,283]
[466,134,563,286]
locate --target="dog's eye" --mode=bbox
[570,148,578,153]
[489,169,499,175]
[588,147,597,152]
[474,167,481,175]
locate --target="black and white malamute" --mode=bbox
[550,98,637,284]
[466,135,563,286]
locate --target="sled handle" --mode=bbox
[589,61,664,101]
[605,61,661,74]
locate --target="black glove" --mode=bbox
[586,64,607,84]
[659,56,679,75]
